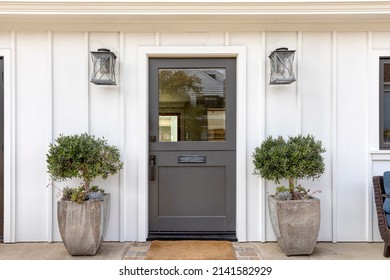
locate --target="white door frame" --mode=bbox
[0,49,15,243]
[137,46,247,242]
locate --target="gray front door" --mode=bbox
[148,58,236,240]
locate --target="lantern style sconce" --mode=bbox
[90,48,117,85]
[269,48,296,85]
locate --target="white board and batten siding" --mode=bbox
[1,23,390,242]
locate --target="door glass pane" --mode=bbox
[384,64,390,144]
[159,68,226,142]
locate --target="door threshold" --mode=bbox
[147,232,237,242]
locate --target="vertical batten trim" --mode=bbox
[2,40,14,243]
[296,31,303,134]
[11,32,16,243]
[366,31,373,242]
[260,31,266,242]
[224,31,230,46]
[236,46,247,242]
[9,31,16,243]
[84,31,90,133]
[155,32,160,46]
[119,31,125,242]
[47,31,53,242]
[331,31,338,243]
[137,48,148,241]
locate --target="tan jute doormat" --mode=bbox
[145,240,236,260]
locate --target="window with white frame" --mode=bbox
[380,58,390,149]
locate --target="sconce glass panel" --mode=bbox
[90,48,117,85]
[269,48,296,85]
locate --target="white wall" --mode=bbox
[300,32,333,241]
[15,32,51,241]
[0,24,388,242]
[335,32,369,241]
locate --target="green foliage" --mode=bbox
[70,187,87,204]
[61,186,86,204]
[61,186,74,201]
[253,135,287,184]
[252,134,326,199]
[159,70,203,97]
[90,185,105,194]
[46,133,123,197]
[275,185,289,193]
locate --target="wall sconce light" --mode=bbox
[90,48,117,85]
[269,48,296,85]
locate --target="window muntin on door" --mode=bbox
[158,68,226,142]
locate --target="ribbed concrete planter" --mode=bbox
[57,193,110,256]
[268,195,320,256]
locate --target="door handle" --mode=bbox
[149,155,156,181]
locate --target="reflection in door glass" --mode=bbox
[159,115,178,142]
[159,68,226,142]
[384,63,390,144]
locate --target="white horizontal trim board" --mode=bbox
[137,46,247,242]
[2,1,390,17]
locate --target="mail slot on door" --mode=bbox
[177,155,206,163]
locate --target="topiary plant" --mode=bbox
[252,134,326,200]
[46,133,123,203]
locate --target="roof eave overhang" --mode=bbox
[1,1,390,22]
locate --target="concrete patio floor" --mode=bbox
[0,241,387,260]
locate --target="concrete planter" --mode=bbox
[57,193,110,256]
[268,195,320,256]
